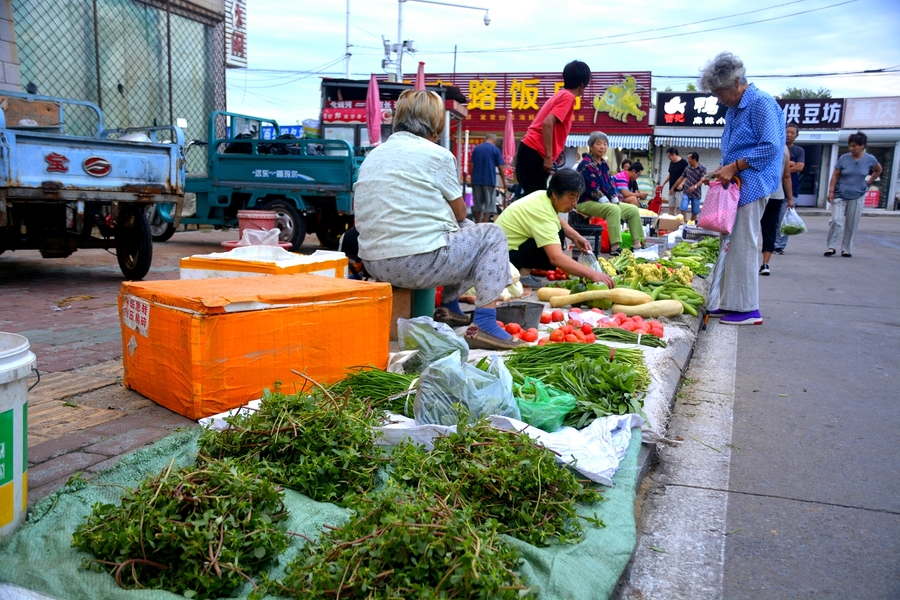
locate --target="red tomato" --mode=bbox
[567,319,583,328]
[549,329,566,342]
[537,337,549,346]
[585,333,597,343]
[551,309,565,322]
[547,272,556,281]
[621,321,636,332]
[581,323,594,335]
[505,323,522,335]
[632,315,644,322]
[614,312,627,320]
[497,320,505,328]
[569,307,582,314]
[573,330,586,342]
[560,325,574,335]
[564,334,579,343]
[521,330,538,343]
[590,308,603,313]
[540,312,552,324]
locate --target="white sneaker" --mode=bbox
[759,263,770,276]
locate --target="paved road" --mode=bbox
[617,215,900,599]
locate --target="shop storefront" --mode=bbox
[839,97,900,211]
[652,92,726,202]
[419,71,653,178]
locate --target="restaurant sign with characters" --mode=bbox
[657,91,846,130]
[420,71,652,134]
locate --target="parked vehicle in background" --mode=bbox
[0,92,184,280]
[150,111,358,250]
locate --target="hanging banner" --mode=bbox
[225,0,247,68]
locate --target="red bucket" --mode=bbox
[237,210,277,235]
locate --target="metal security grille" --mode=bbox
[12,0,226,174]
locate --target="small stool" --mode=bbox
[390,286,437,340]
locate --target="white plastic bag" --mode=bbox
[577,250,601,272]
[397,316,469,374]
[780,207,808,236]
[413,352,520,425]
[236,227,281,246]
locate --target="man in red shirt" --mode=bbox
[515,61,591,195]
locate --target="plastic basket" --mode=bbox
[864,189,880,208]
[682,226,720,241]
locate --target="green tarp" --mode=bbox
[0,428,641,599]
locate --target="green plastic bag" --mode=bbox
[514,377,577,432]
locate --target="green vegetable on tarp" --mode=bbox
[72,457,289,599]
[391,410,604,546]
[514,377,577,432]
[329,366,417,417]
[273,482,531,599]
[591,327,667,348]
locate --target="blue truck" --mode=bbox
[149,111,360,250]
[0,92,184,279]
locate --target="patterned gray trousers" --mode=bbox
[363,220,511,308]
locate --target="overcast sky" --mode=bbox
[226,0,900,126]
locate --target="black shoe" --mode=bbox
[433,307,472,327]
[759,263,770,276]
[609,248,622,257]
[773,248,784,255]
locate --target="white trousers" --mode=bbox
[827,195,864,254]
[719,198,766,313]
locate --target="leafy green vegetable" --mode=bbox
[392,412,604,546]
[329,366,417,417]
[72,457,289,599]
[198,384,386,504]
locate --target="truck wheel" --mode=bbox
[316,213,352,250]
[116,210,153,280]
[144,205,177,242]
[266,200,306,251]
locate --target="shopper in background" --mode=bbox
[774,123,804,254]
[825,131,882,258]
[575,131,645,256]
[700,51,785,326]
[758,146,792,276]
[660,147,689,216]
[514,60,591,194]
[613,163,648,207]
[496,169,615,287]
[674,151,707,222]
[470,133,506,223]
[353,90,518,348]
[619,159,642,196]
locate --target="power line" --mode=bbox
[653,66,900,79]
[417,0,860,55]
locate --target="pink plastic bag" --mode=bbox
[697,179,741,234]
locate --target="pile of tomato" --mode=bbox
[496,322,540,343]
[598,313,666,338]
[542,322,597,345]
[530,267,569,281]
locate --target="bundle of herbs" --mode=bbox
[198,383,386,504]
[72,457,289,599]
[329,366,417,417]
[391,413,604,546]
[505,342,650,391]
[270,483,531,599]
[552,355,647,428]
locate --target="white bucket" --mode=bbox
[0,332,35,537]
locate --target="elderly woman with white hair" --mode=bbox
[700,52,785,326]
[574,131,645,255]
[354,89,521,349]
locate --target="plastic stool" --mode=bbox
[411,288,436,318]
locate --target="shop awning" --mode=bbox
[566,134,651,150]
[654,135,722,149]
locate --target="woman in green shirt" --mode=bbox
[495,169,615,287]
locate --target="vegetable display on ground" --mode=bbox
[329,366,417,417]
[72,457,289,599]
[272,483,531,599]
[391,413,604,546]
[198,384,385,504]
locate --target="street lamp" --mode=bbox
[383,0,490,81]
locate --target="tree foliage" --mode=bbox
[779,87,832,99]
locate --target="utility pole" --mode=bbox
[344,0,351,78]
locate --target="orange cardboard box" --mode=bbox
[119,274,392,419]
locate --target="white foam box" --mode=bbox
[180,246,348,280]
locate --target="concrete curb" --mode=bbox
[797,208,900,217]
